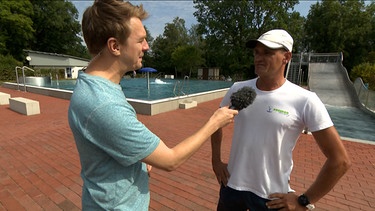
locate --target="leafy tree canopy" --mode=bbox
[193,0,302,77]
[30,0,87,58]
[0,0,88,63]
[149,17,190,76]
[305,0,374,70]
[0,0,34,60]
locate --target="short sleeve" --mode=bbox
[303,93,334,132]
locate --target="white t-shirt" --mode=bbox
[220,78,333,199]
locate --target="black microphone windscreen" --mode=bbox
[230,86,256,111]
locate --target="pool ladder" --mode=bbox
[173,76,190,97]
[15,66,35,92]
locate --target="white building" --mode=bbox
[24,50,89,79]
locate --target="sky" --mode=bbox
[70,0,318,38]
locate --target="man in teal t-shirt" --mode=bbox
[69,72,160,210]
[68,1,237,210]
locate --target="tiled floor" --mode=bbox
[0,87,374,211]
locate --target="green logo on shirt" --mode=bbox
[267,106,289,116]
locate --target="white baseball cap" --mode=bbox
[246,29,293,52]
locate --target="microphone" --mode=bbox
[229,86,257,111]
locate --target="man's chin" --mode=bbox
[134,64,142,70]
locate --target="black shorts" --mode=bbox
[217,185,279,211]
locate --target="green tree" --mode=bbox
[150,17,190,77]
[141,26,154,68]
[365,2,375,64]
[342,0,374,70]
[287,12,306,53]
[305,0,373,71]
[0,54,22,81]
[188,24,203,47]
[350,63,375,90]
[186,24,207,71]
[30,0,87,58]
[0,0,34,60]
[171,45,204,78]
[193,0,301,78]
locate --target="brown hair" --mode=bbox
[82,0,148,55]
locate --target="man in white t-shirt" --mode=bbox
[211,29,351,211]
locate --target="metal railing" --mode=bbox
[173,76,190,97]
[287,52,342,85]
[354,77,375,113]
[15,66,36,92]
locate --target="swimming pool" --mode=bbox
[47,78,234,101]
[3,77,232,115]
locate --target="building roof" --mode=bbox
[24,49,90,68]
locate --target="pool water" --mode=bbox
[326,105,375,142]
[48,78,233,101]
[121,78,233,100]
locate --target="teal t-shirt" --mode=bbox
[68,72,160,210]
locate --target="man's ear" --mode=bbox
[284,51,292,63]
[107,37,120,55]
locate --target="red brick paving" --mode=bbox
[0,87,374,211]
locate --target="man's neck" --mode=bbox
[256,77,286,91]
[85,57,124,84]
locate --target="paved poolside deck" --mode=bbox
[0,87,374,211]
